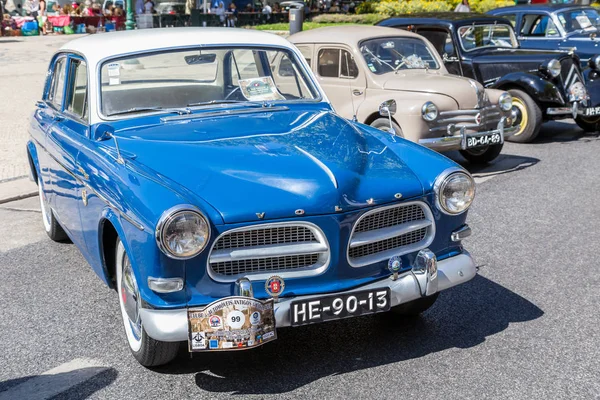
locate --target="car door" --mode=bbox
[44,54,88,246]
[313,45,366,120]
[518,13,562,51]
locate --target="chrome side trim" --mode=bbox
[207,221,330,282]
[347,201,436,268]
[139,251,477,341]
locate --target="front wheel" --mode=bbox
[370,117,404,137]
[459,143,503,165]
[116,240,179,367]
[506,89,542,143]
[389,293,439,316]
[575,116,600,132]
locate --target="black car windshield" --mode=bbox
[359,37,439,74]
[557,9,600,33]
[457,24,518,52]
[100,46,319,117]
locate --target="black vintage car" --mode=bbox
[378,13,599,142]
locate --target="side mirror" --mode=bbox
[379,99,397,117]
[93,123,115,141]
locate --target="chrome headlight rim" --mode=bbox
[589,54,600,71]
[155,204,211,260]
[433,168,476,216]
[421,101,439,122]
[541,58,561,78]
[498,92,513,112]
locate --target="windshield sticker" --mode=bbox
[576,15,593,30]
[558,14,567,27]
[238,77,285,102]
[367,63,377,72]
[107,63,120,77]
[109,77,120,86]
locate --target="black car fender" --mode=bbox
[490,72,565,107]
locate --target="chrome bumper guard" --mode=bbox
[546,101,586,119]
[139,251,477,342]
[419,117,518,152]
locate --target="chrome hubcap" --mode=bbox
[121,255,142,340]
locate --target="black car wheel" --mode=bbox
[506,89,542,143]
[390,293,439,316]
[370,117,404,137]
[459,143,503,164]
[575,116,600,132]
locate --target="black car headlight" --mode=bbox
[156,206,210,259]
[588,54,600,72]
[434,169,476,215]
[539,59,561,78]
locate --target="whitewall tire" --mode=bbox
[38,178,68,242]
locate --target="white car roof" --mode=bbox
[60,27,294,67]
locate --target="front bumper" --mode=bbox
[419,117,518,152]
[546,101,587,119]
[139,251,477,342]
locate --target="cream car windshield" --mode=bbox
[360,37,439,74]
[458,24,518,52]
[100,47,319,117]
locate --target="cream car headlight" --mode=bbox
[156,206,210,259]
[434,170,476,215]
[498,92,513,111]
[422,102,438,122]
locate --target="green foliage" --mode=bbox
[469,0,514,13]
[310,13,383,24]
[356,1,378,14]
[374,0,453,17]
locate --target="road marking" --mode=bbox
[0,358,110,400]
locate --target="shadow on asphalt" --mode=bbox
[0,367,117,400]
[447,152,539,180]
[536,121,600,144]
[156,275,543,395]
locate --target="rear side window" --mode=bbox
[317,49,358,78]
[67,60,88,121]
[48,58,67,109]
[521,14,559,37]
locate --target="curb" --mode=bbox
[0,177,38,205]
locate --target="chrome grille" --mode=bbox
[355,204,425,233]
[214,226,316,250]
[211,254,320,276]
[429,105,502,133]
[348,202,434,267]
[208,222,329,281]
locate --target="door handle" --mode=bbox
[352,89,363,96]
[36,100,47,109]
[53,115,65,122]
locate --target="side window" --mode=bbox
[522,14,559,37]
[317,49,358,79]
[296,45,312,67]
[318,49,340,77]
[48,58,67,109]
[417,29,453,57]
[278,55,295,77]
[67,60,88,121]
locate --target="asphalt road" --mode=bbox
[0,121,599,399]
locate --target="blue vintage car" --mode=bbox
[488,4,600,66]
[28,28,477,366]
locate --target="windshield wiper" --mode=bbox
[187,99,267,108]
[107,107,192,117]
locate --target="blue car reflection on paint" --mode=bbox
[27,28,478,366]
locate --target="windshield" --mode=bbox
[557,9,600,33]
[100,47,319,117]
[359,37,439,74]
[457,24,518,52]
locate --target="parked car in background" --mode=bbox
[289,26,517,164]
[488,4,600,66]
[28,28,478,366]
[155,1,185,14]
[378,13,596,141]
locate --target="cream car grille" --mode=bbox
[208,222,330,281]
[348,202,435,267]
[429,105,502,133]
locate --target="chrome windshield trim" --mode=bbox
[160,106,290,122]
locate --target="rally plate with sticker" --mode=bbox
[290,288,391,327]
[188,296,277,352]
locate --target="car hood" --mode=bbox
[117,108,426,224]
[382,72,481,109]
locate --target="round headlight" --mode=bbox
[421,102,438,122]
[498,92,513,111]
[589,54,600,71]
[434,170,475,215]
[156,207,210,259]
[543,59,561,78]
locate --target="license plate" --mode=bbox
[466,132,501,149]
[188,296,277,352]
[290,288,391,327]
[584,107,600,116]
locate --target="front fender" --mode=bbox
[491,72,565,106]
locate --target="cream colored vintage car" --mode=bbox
[288,26,519,164]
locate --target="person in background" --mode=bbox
[38,0,47,34]
[454,0,470,13]
[215,1,224,25]
[328,1,338,12]
[244,3,252,12]
[261,2,271,21]
[135,0,143,15]
[226,2,235,26]
[272,2,279,12]
[209,0,219,13]
[143,0,153,14]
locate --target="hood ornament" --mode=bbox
[367,198,375,205]
[295,209,305,216]
[335,205,343,212]
[256,212,265,219]
[394,193,402,199]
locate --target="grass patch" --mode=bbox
[250,22,347,31]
